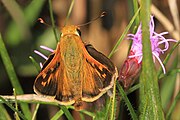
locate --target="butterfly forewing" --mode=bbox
[81,44,118,101]
[34,44,76,105]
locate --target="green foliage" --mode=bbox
[117,83,138,120]
[0,34,32,119]
[108,8,140,58]
[0,104,11,120]
[139,0,165,119]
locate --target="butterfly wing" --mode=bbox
[33,46,75,105]
[34,53,58,96]
[81,44,118,102]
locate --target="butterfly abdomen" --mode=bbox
[60,34,85,101]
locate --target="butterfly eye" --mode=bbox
[76,29,81,36]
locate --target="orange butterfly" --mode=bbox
[34,25,118,110]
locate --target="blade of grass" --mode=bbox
[109,81,117,120]
[126,83,141,95]
[127,0,140,53]
[0,96,27,120]
[160,52,178,110]
[51,109,64,120]
[13,89,21,120]
[60,106,74,120]
[117,82,138,120]
[29,55,41,120]
[158,41,180,78]
[51,106,95,120]
[0,34,31,119]
[139,0,164,119]
[159,68,180,80]
[166,91,180,120]
[32,104,40,120]
[64,0,75,26]
[79,113,85,120]
[108,8,140,58]
[160,69,177,110]
[68,106,96,119]
[0,35,23,94]
[133,0,140,25]
[48,0,59,42]
[0,104,11,120]
[104,98,112,120]
[79,110,95,119]
[29,56,41,72]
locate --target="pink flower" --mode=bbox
[127,16,177,74]
[118,16,177,89]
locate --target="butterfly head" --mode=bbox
[61,25,81,37]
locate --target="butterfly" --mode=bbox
[34,25,118,110]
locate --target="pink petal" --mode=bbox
[40,45,54,52]
[34,50,48,60]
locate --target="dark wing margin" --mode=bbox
[85,44,116,72]
[34,73,58,96]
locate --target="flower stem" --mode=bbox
[139,0,164,119]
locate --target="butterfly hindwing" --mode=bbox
[81,44,118,102]
[34,53,59,96]
[34,47,76,105]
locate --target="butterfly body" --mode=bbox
[34,25,118,110]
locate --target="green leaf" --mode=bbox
[29,56,41,72]
[51,109,65,120]
[109,81,117,120]
[32,104,40,120]
[0,96,27,120]
[79,110,95,119]
[104,98,112,120]
[13,88,21,120]
[48,0,59,42]
[160,58,178,110]
[166,91,180,120]
[108,8,140,58]
[60,106,74,120]
[132,0,140,25]
[126,84,141,95]
[0,34,31,119]
[64,0,75,26]
[139,0,164,119]
[0,104,11,120]
[117,82,138,120]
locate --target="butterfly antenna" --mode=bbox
[38,18,52,27]
[78,12,106,27]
